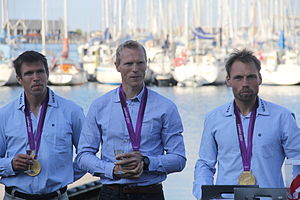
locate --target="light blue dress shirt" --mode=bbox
[0,88,85,194]
[193,97,300,200]
[76,87,186,186]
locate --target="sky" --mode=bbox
[2,0,300,34]
[4,0,102,32]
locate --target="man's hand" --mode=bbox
[114,151,144,179]
[115,151,143,170]
[11,154,33,171]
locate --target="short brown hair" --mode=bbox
[225,49,261,77]
[13,50,49,77]
[115,40,147,66]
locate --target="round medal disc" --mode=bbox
[238,171,256,185]
[26,159,41,176]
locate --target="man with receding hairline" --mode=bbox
[76,40,186,200]
[193,49,300,200]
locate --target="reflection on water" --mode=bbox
[0,86,23,106]
[259,85,300,122]
[1,83,300,200]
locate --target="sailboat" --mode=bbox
[0,48,16,86]
[95,43,122,85]
[260,50,300,85]
[77,39,100,81]
[48,0,87,85]
[0,0,18,86]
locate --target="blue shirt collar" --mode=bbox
[224,97,270,117]
[17,88,58,111]
[114,86,145,103]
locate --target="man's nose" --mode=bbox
[33,72,40,80]
[132,63,138,71]
[242,77,249,85]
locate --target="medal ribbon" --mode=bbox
[234,100,258,171]
[24,90,49,159]
[119,85,148,151]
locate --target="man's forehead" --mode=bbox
[21,61,45,68]
[120,48,146,59]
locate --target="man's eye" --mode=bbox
[24,72,33,76]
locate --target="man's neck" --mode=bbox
[122,85,144,100]
[235,98,257,116]
[26,92,47,117]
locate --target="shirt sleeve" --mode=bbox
[193,115,217,200]
[75,101,115,180]
[71,106,87,181]
[0,109,16,177]
[147,104,186,174]
[281,112,300,176]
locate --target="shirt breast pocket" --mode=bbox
[254,133,278,159]
[44,121,72,154]
[142,118,160,145]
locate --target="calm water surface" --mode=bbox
[1,83,300,200]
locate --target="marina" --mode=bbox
[1,0,300,87]
[1,83,300,199]
[1,0,300,199]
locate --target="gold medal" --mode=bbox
[238,171,256,185]
[26,159,41,176]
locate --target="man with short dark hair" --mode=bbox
[76,40,186,200]
[0,51,85,200]
[193,49,300,199]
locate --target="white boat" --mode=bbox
[172,53,226,87]
[147,48,175,86]
[0,44,18,86]
[78,42,103,81]
[96,65,121,85]
[260,51,300,85]
[172,63,206,87]
[92,44,122,85]
[0,60,17,86]
[48,59,87,85]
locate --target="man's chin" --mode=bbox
[31,89,46,96]
[238,95,256,102]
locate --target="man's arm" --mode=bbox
[71,106,87,181]
[281,112,300,177]
[193,116,217,200]
[75,101,115,180]
[146,104,186,174]
[0,110,16,177]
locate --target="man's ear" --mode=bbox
[115,62,120,72]
[16,75,22,85]
[258,73,262,85]
[225,75,231,87]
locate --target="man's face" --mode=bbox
[115,47,147,89]
[17,61,48,98]
[226,61,262,103]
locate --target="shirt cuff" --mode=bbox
[2,157,16,176]
[147,156,154,171]
[104,162,115,179]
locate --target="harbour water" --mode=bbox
[1,83,300,199]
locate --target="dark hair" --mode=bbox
[13,51,49,77]
[115,40,147,66]
[225,49,261,77]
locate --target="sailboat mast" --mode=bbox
[61,0,69,59]
[184,0,188,50]
[64,0,68,40]
[1,0,4,29]
[41,0,46,55]
[2,0,10,43]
